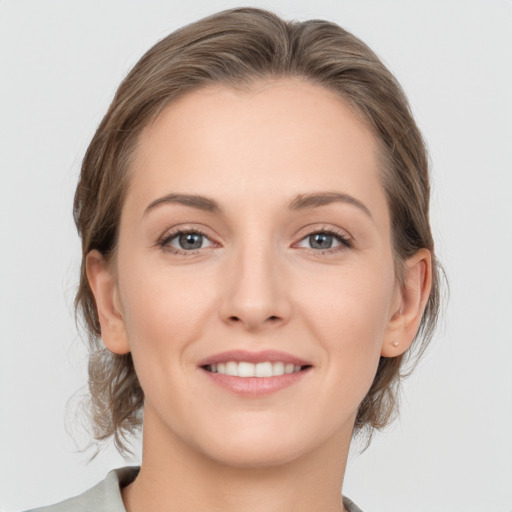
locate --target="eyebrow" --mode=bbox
[288,192,373,219]
[144,193,223,216]
[143,191,372,219]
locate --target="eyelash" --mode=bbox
[158,229,216,255]
[296,227,353,254]
[158,226,353,256]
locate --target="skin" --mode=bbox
[87,79,432,512]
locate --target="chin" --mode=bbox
[201,438,306,470]
[189,416,327,470]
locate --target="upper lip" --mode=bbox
[198,350,311,367]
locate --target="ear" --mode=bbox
[381,248,432,357]
[86,250,131,355]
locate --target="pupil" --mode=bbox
[179,233,202,250]
[310,233,332,249]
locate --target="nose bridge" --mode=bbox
[220,230,291,330]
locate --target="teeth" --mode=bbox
[238,362,254,377]
[273,361,284,376]
[225,361,238,376]
[284,363,294,374]
[255,362,272,377]
[209,361,304,377]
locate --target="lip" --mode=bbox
[198,350,313,397]
[197,349,311,367]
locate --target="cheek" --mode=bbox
[115,260,221,420]
[296,259,395,389]
[117,258,214,364]
[300,258,394,338]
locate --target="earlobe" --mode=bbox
[86,250,131,355]
[381,248,432,357]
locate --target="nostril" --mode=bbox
[225,314,283,326]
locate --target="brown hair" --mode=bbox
[74,7,441,452]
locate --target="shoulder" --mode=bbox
[26,467,363,512]
[25,466,139,512]
[343,495,365,512]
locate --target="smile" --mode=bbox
[199,350,313,396]
[205,361,306,377]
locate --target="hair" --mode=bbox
[74,7,442,453]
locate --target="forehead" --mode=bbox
[126,79,387,220]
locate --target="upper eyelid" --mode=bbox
[294,224,353,242]
[160,224,218,242]
[294,229,353,250]
[158,230,217,255]
[159,224,352,250]
[159,224,350,238]
[160,231,216,250]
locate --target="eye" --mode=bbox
[295,229,352,252]
[160,230,215,254]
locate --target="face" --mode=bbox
[92,79,410,468]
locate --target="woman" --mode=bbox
[29,7,439,512]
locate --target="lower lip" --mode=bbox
[201,368,311,396]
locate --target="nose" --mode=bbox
[219,242,292,332]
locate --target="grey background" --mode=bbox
[1,1,511,510]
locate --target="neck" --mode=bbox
[122,407,353,512]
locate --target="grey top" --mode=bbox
[27,467,139,512]
[28,466,364,512]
